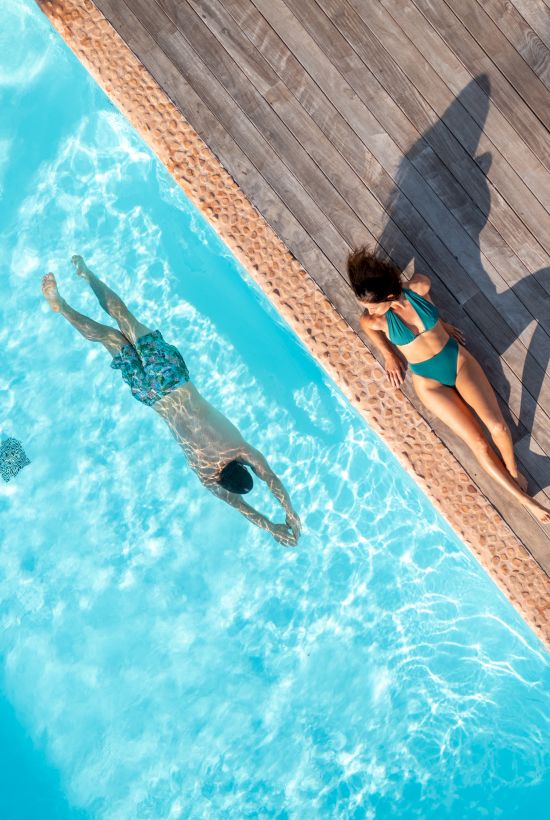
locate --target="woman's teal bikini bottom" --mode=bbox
[409,338,459,387]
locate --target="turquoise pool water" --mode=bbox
[0,1,548,817]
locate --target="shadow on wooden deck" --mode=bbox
[376,74,550,498]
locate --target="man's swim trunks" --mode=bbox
[111,330,190,406]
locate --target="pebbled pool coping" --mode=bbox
[35,0,550,648]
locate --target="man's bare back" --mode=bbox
[154,382,247,483]
[153,383,300,545]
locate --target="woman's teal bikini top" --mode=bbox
[386,288,439,345]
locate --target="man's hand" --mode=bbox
[270,522,298,547]
[384,352,406,388]
[285,508,301,540]
[209,482,299,546]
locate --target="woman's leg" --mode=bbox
[413,374,550,523]
[42,274,127,356]
[71,255,152,345]
[454,347,526,489]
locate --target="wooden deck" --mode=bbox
[93,0,550,569]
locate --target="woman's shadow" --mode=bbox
[376,74,550,494]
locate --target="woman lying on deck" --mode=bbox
[348,247,550,524]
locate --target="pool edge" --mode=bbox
[35,0,550,648]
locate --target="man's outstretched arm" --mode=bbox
[239,446,301,539]
[207,483,297,546]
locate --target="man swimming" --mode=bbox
[42,257,301,546]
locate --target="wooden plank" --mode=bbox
[444,0,550,127]
[96,0,169,55]
[219,0,463,279]
[146,0,405,259]
[188,0,540,319]
[221,0,550,387]
[163,0,448,280]
[380,0,550,235]
[317,0,550,309]
[462,291,550,447]
[280,0,550,321]
[515,433,550,501]
[253,0,550,361]
[508,0,550,50]
[154,0,488,307]
[133,5,367,277]
[97,0,490,344]
[97,1,357,281]
[94,1,361,319]
[256,3,550,444]
[347,0,550,276]
[475,0,550,90]
[410,0,550,168]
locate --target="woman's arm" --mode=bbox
[360,314,406,388]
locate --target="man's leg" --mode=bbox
[72,255,152,345]
[42,273,127,356]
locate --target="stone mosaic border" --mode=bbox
[35,0,550,648]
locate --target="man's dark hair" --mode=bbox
[218,460,254,494]
[347,246,403,303]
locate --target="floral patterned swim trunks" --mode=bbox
[111,330,190,406]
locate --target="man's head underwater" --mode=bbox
[217,460,254,494]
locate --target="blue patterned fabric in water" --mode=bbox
[111,330,190,406]
[0,438,31,482]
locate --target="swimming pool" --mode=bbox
[1,0,549,816]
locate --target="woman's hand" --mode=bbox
[443,322,466,345]
[384,353,406,388]
[271,522,298,547]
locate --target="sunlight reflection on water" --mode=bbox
[0,2,548,818]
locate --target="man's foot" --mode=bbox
[41,273,63,313]
[72,254,92,281]
[521,495,550,524]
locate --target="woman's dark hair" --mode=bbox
[347,246,403,303]
[218,460,254,494]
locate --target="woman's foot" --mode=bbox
[41,273,63,312]
[72,254,92,281]
[521,495,550,524]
